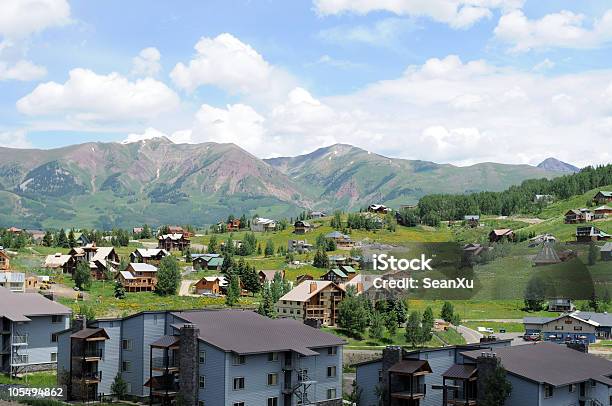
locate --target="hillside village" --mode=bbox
[0,167,611,405]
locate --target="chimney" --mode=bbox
[310,282,318,293]
[179,323,200,406]
[382,346,404,405]
[72,315,86,332]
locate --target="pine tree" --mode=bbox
[242,265,261,296]
[421,307,434,343]
[114,280,126,299]
[264,239,275,257]
[225,274,240,306]
[440,302,455,322]
[480,360,512,406]
[588,243,598,266]
[385,310,398,337]
[313,249,329,268]
[74,260,92,290]
[111,372,128,400]
[405,311,422,348]
[156,256,181,296]
[57,228,69,248]
[257,284,276,318]
[369,311,385,340]
[68,229,76,248]
[208,235,218,254]
[394,299,408,325]
[42,231,53,247]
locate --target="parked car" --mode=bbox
[523,332,541,341]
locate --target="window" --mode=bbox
[233,354,245,365]
[126,383,132,393]
[555,326,563,330]
[267,373,278,386]
[327,388,337,399]
[544,384,553,398]
[233,377,245,390]
[51,315,62,324]
[327,347,337,355]
[574,326,583,331]
[327,366,337,378]
[51,333,57,343]
[569,384,575,393]
[122,339,133,350]
[233,403,244,406]
[50,352,57,362]
[267,397,278,406]
[153,314,159,325]
[122,361,131,372]
[199,351,206,364]
[268,352,278,362]
[199,376,206,389]
[298,369,308,381]
[198,402,205,406]
[378,369,383,382]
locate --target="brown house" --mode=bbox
[115,263,158,292]
[130,248,169,264]
[44,253,76,274]
[158,233,190,251]
[226,219,241,232]
[489,229,515,243]
[0,249,9,270]
[368,204,391,214]
[576,226,611,243]
[564,209,593,224]
[293,220,312,234]
[593,191,612,205]
[276,280,346,326]
[258,270,285,284]
[594,205,612,219]
[194,276,228,295]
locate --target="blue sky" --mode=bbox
[1,0,611,166]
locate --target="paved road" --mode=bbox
[457,325,483,344]
[179,279,198,297]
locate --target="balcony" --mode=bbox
[75,348,103,361]
[12,334,28,346]
[81,371,102,384]
[151,356,179,371]
[12,355,28,366]
[391,384,426,400]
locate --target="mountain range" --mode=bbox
[0,137,567,229]
[536,157,580,173]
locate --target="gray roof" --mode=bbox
[443,364,477,380]
[573,311,612,327]
[171,310,345,355]
[0,286,72,321]
[601,242,612,252]
[523,317,554,325]
[461,342,612,387]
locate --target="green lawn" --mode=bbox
[0,371,56,387]
[434,328,466,345]
[462,321,525,334]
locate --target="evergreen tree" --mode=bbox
[394,299,408,325]
[257,284,276,318]
[480,361,512,406]
[208,235,218,254]
[264,239,275,257]
[385,310,398,337]
[440,302,455,323]
[225,274,240,306]
[57,228,69,248]
[270,272,285,303]
[74,260,92,290]
[156,256,181,296]
[421,307,434,343]
[405,311,422,348]
[524,276,547,311]
[369,311,385,340]
[242,265,261,296]
[114,280,126,299]
[337,295,369,338]
[111,372,128,400]
[68,229,76,247]
[313,249,329,268]
[42,231,53,247]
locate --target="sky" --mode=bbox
[0,0,611,167]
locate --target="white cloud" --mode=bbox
[533,58,555,72]
[0,60,46,81]
[170,33,295,104]
[0,0,71,39]
[16,68,180,123]
[0,130,32,149]
[313,0,524,29]
[494,9,612,52]
[122,127,168,144]
[318,17,420,48]
[131,47,161,77]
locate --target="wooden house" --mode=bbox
[251,217,276,232]
[367,204,390,214]
[116,263,158,292]
[192,254,224,271]
[576,226,611,243]
[0,249,9,270]
[296,274,314,285]
[44,253,76,274]
[293,220,312,234]
[158,233,190,251]
[194,276,228,295]
[325,231,354,249]
[321,268,349,284]
[593,191,612,205]
[132,227,144,235]
[226,219,241,232]
[276,280,346,326]
[488,228,515,243]
[130,248,169,264]
[258,270,285,284]
[564,208,593,224]
[25,276,39,290]
[594,206,612,219]
[287,239,313,254]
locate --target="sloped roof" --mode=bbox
[279,280,343,302]
[129,263,158,272]
[461,342,612,387]
[150,335,180,348]
[259,270,283,281]
[159,233,185,240]
[326,268,348,278]
[44,253,72,267]
[442,364,477,380]
[573,311,612,327]
[388,359,432,375]
[133,248,168,258]
[600,242,612,252]
[596,191,612,197]
[491,228,514,236]
[0,286,71,321]
[70,327,110,340]
[92,246,116,262]
[207,257,224,267]
[171,309,345,355]
[119,271,135,280]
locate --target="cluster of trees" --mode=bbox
[258,272,292,318]
[222,254,272,305]
[416,164,612,222]
[346,212,384,231]
[133,224,153,239]
[41,228,131,248]
[0,229,30,249]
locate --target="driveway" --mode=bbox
[179,279,198,297]
[456,325,484,344]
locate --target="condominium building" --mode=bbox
[56,309,345,405]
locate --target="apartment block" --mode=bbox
[56,309,345,405]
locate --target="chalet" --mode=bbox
[328,255,348,267]
[601,242,612,261]
[533,242,561,266]
[226,219,241,232]
[368,204,390,214]
[338,265,357,279]
[194,276,228,295]
[276,280,345,326]
[115,263,158,292]
[0,272,25,292]
[250,217,276,232]
[293,220,312,234]
[44,253,75,274]
[321,268,349,284]
[325,231,354,249]
[464,215,480,227]
[192,254,224,271]
[73,232,90,246]
[0,248,9,270]
[295,274,314,284]
[130,248,169,264]
[132,227,144,234]
[157,233,190,251]
[594,205,612,219]
[69,244,98,262]
[258,270,285,284]
[287,239,313,253]
[488,228,515,243]
[6,226,22,234]
[593,190,612,204]
[548,298,575,312]
[576,226,611,243]
[564,208,593,224]
[26,229,45,243]
[309,211,326,218]
[69,246,120,280]
[166,225,193,237]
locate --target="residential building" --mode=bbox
[324,231,354,249]
[293,220,312,234]
[227,219,241,232]
[593,191,612,205]
[167,226,192,238]
[251,217,277,232]
[564,208,593,224]
[115,263,158,292]
[276,281,345,326]
[0,272,25,293]
[133,227,144,235]
[368,204,391,214]
[602,242,612,261]
[129,248,169,264]
[321,269,349,284]
[355,340,612,406]
[0,287,71,376]
[594,205,612,219]
[43,253,75,274]
[296,274,314,285]
[309,211,326,218]
[158,233,190,252]
[488,228,515,242]
[259,270,285,284]
[287,239,313,254]
[462,243,485,263]
[0,248,9,270]
[576,226,611,242]
[26,230,46,243]
[194,276,228,295]
[68,244,120,279]
[525,311,612,341]
[73,233,91,246]
[192,254,224,271]
[533,194,554,203]
[463,215,480,227]
[547,298,575,312]
[56,310,345,405]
